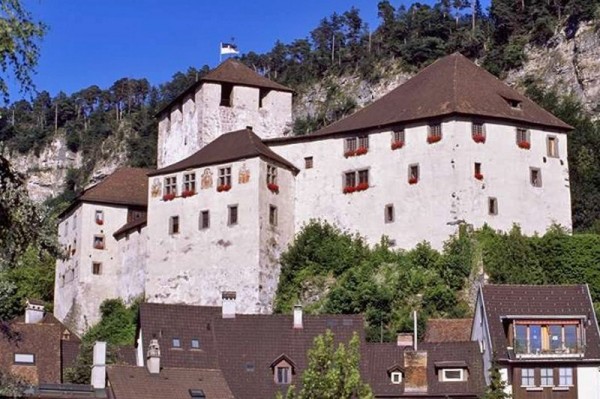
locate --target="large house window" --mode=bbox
[218,167,232,187]
[541,368,553,386]
[559,368,573,386]
[276,366,291,384]
[547,136,559,158]
[343,169,369,193]
[164,176,177,196]
[521,368,535,386]
[358,136,369,150]
[183,173,196,194]
[345,137,357,154]
[514,322,582,355]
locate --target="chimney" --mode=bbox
[146,339,161,374]
[222,291,236,319]
[91,341,106,389]
[25,299,45,324]
[397,333,413,347]
[293,304,303,329]
[246,125,253,131]
[403,348,428,393]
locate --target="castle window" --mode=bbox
[505,98,522,109]
[516,128,530,148]
[358,169,369,186]
[541,368,553,386]
[218,167,232,187]
[259,88,270,108]
[169,216,180,235]
[474,162,483,180]
[305,157,313,169]
[172,338,181,348]
[95,210,104,225]
[358,135,369,150]
[14,354,35,365]
[441,369,464,382]
[220,83,233,107]
[547,136,559,158]
[92,262,102,275]
[408,164,420,184]
[385,204,394,223]
[393,129,405,144]
[199,210,210,230]
[530,168,542,187]
[428,123,442,143]
[276,366,291,384]
[559,368,573,386]
[183,173,196,194]
[93,235,105,250]
[521,368,535,386]
[228,205,238,226]
[164,176,177,196]
[391,371,403,384]
[269,205,278,226]
[488,197,498,215]
[267,165,278,185]
[472,122,486,143]
[191,339,200,349]
[344,137,357,154]
[344,171,356,188]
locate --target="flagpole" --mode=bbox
[219,42,222,63]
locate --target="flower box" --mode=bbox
[344,150,356,158]
[93,243,105,250]
[518,141,531,149]
[267,183,279,194]
[472,134,486,143]
[162,193,176,201]
[355,147,368,156]
[391,141,404,150]
[355,182,369,191]
[408,177,418,185]
[95,219,104,225]
[216,184,231,192]
[427,135,442,144]
[343,186,356,194]
[181,190,196,198]
[474,173,484,180]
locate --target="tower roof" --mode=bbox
[311,52,572,137]
[156,59,292,117]
[149,128,298,176]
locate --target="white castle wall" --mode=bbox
[55,203,146,334]
[157,82,292,168]
[269,118,571,249]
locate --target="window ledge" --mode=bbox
[525,387,543,391]
[553,387,570,391]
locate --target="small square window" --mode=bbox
[442,369,464,382]
[92,262,102,275]
[472,122,485,136]
[276,366,291,384]
[516,128,530,146]
[246,362,255,372]
[172,338,181,348]
[228,205,238,226]
[95,210,104,225]
[559,368,572,386]
[541,368,553,386]
[530,168,542,187]
[218,167,232,187]
[93,235,105,250]
[304,157,313,169]
[14,353,35,364]
[169,216,180,235]
[269,205,278,226]
[547,136,559,158]
[164,176,177,196]
[385,204,394,223]
[521,368,535,386]
[391,371,402,384]
[191,339,200,349]
[488,197,498,215]
[199,210,210,230]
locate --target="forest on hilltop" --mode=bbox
[1,0,600,327]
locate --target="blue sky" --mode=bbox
[15,0,488,101]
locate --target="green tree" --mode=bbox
[278,331,373,399]
[482,354,511,399]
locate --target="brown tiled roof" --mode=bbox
[362,341,485,398]
[148,128,298,176]
[113,216,147,239]
[107,366,234,399]
[156,58,292,117]
[424,319,473,343]
[481,284,600,361]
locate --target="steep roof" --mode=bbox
[362,341,485,398]
[274,53,570,142]
[107,366,234,399]
[149,128,298,176]
[113,215,147,239]
[481,284,600,361]
[424,319,473,343]
[156,59,292,117]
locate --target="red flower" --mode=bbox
[474,173,484,180]
[408,177,418,185]
[217,184,231,192]
[181,190,196,198]
[93,243,105,250]
[427,135,442,144]
[391,141,404,150]
[355,147,368,155]
[267,183,279,193]
[343,186,356,194]
[344,150,356,158]
[518,141,531,149]
[472,134,486,143]
[96,219,104,225]
[162,193,176,201]
[355,182,369,191]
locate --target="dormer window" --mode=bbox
[220,83,233,107]
[513,320,583,357]
[271,354,295,385]
[276,366,290,384]
[435,362,468,382]
[504,96,522,109]
[391,371,403,384]
[442,369,464,381]
[172,338,181,348]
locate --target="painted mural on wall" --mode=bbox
[201,168,213,189]
[239,164,250,184]
[151,178,162,198]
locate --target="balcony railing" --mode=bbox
[513,341,585,359]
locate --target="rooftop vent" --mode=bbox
[189,389,206,398]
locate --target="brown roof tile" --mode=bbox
[149,128,298,176]
[79,168,151,208]
[113,216,147,239]
[424,319,473,343]
[107,366,234,399]
[481,284,600,361]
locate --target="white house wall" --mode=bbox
[577,367,600,398]
[269,118,571,249]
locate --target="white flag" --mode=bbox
[220,42,239,55]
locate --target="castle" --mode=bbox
[54,53,573,333]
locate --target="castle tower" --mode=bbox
[155,59,294,168]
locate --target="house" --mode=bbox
[471,284,600,398]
